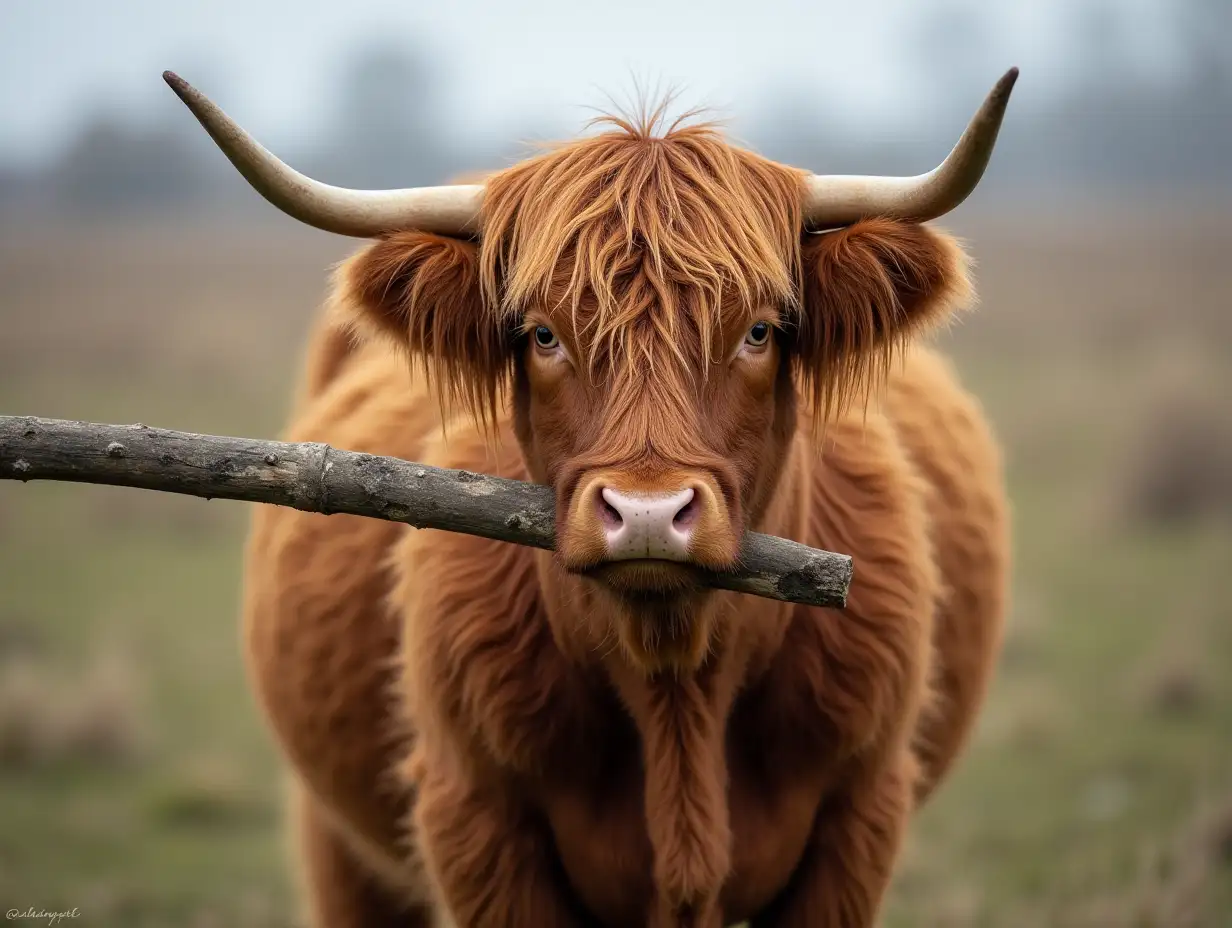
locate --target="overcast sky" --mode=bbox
[0,0,1181,166]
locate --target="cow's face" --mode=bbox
[509,271,795,598]
[487,124,807,640]
[338,124,971,672]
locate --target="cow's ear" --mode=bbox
[794,218,973,419]
[331,232,511,422]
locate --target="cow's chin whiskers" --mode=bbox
[589,577,720,678]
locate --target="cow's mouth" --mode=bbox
[582,558,709,598]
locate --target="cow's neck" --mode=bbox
[535,433,808,924]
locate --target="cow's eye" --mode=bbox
[533,325,559,350]
[745,321,772,347]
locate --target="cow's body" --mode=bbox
[243,315,1008,927]
[164,65,1017,928]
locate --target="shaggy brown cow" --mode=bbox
[166,69,1015,928]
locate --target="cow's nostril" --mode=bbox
[596,490,624,529]
[672,494,699,529]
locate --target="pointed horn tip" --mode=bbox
[162,70,192,99]
[993,67,1020,103]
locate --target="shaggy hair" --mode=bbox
[481,113,802,376]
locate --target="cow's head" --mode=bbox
[165,70,1015,671]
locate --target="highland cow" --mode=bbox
[166,68,1015,928]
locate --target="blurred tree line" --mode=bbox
[1,0,1228,215]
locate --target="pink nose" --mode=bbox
[596,486,698,561]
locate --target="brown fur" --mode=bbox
[241,113,1009,927]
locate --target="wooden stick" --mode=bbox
[0,415,853,608]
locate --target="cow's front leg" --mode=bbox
[412,749,590,928]
[752,752,917,928]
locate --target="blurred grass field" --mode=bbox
[1,206,1231,926]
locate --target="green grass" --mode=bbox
[0,479,292,924]
[883,506,1232,926]
[2,213,1231,925]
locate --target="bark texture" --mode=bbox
[0,415,853,608]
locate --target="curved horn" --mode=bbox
[162,71,483,238]
[803,67,1018,228]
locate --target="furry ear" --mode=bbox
[794,218,973,420]
[331,231,511,425]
